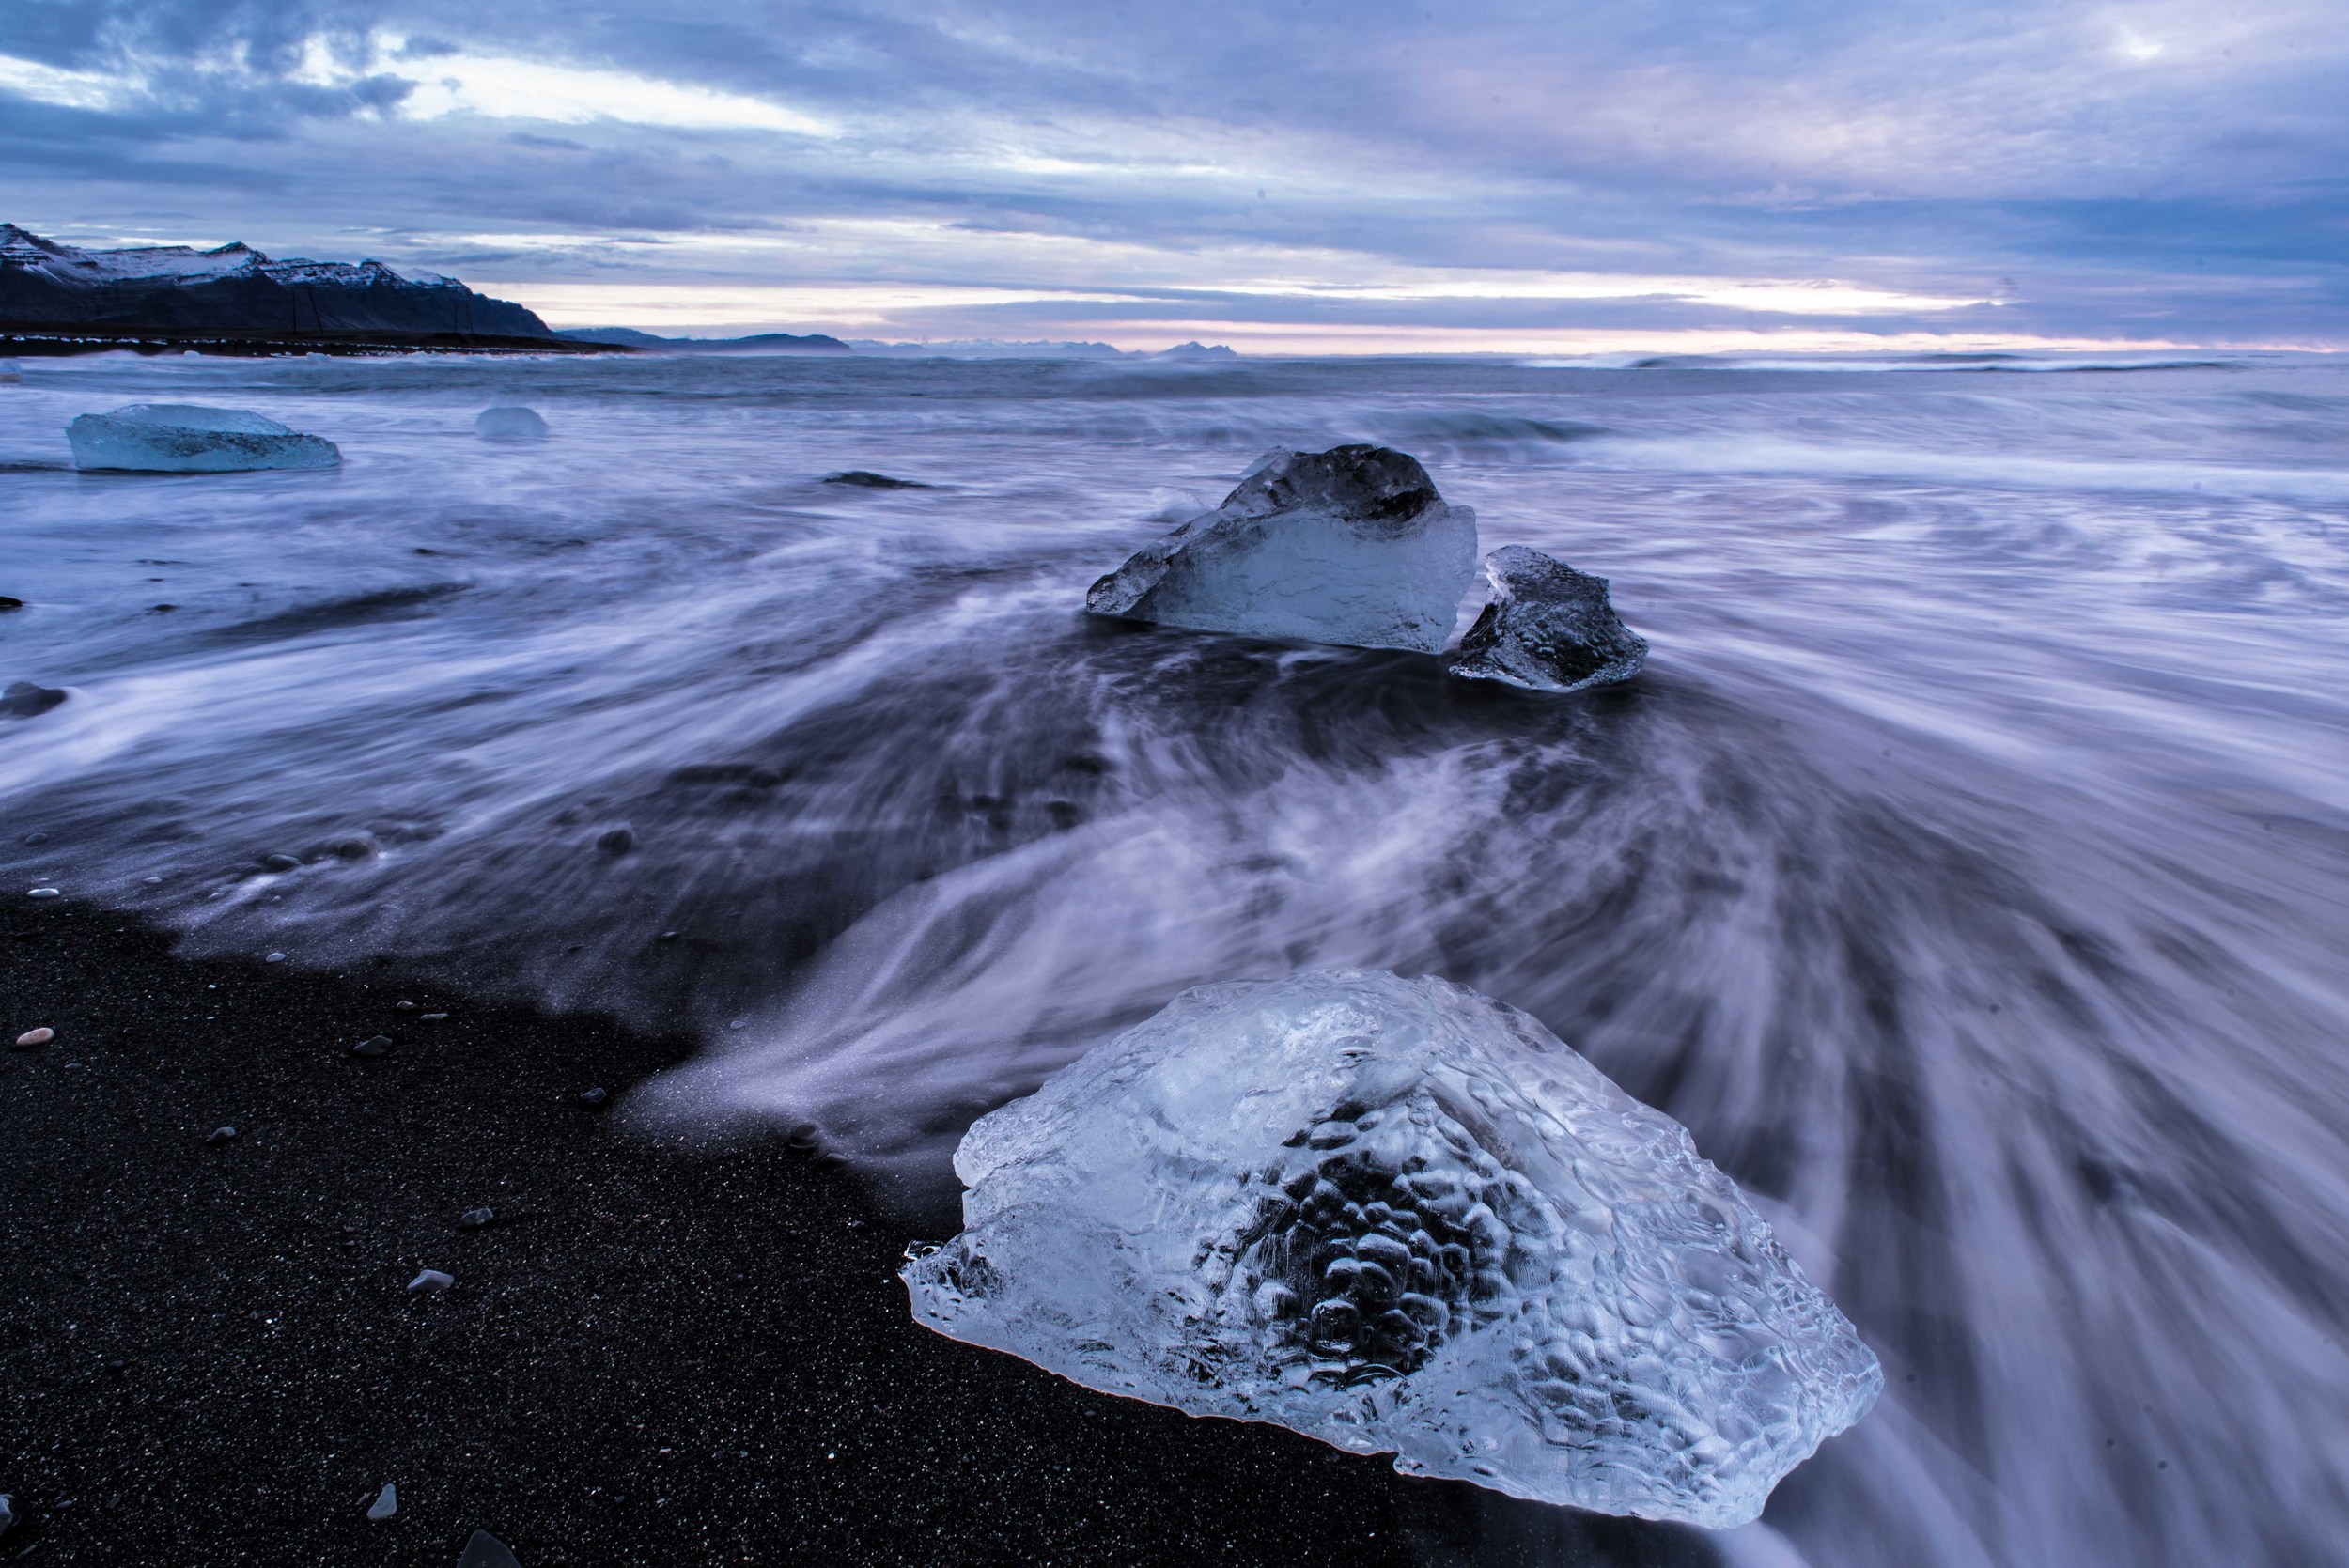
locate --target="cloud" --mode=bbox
[1,0,2341,349]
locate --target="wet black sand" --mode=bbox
[1,894,1711,1567]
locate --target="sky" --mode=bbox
[2,0,2344,351]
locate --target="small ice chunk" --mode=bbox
[902,969,1879,1528]
[367,1482,397,1520]
[457,1529,523,1568]
[67,404,339,473]
[1447,546,1648,693]
[407,1268,454,1294]
[474,406,549,442]
[1086,445,1477,653]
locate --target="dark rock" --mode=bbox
[205,1126,237,1144]
[0,595,23,610]
[457,1206,494,1230]
[350,1035,392,1058]
[1446,546,1648,694]
[260,853,301,872]
[577,1087,609,1109]
[596,826,635,855]
[823,470,931,489]
[456,1529,524,1568]
[3,680,68,718]
[331,836,378,860]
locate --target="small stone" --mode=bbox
[596,825,635,855]
[3,680,68,719]
[332,836,377,860]
[14,1027,54,1048]
[457,1206,494,1230]
[657,930,678,941]
[407,1269,454,1294]
[26,887,60,899]
[22,831,49,845]
[367,1482,397,1520]
[142,876,163,885]
[260,853,301,872]
[0,594,23,610]
[350,1035,392,1058]
[420,1011,448,1021]
[457,1529,523,1568]
[265,952,287,963]
[206,1126,238,1145]
[577,1086,610,1109]
[395,1000,417,1011]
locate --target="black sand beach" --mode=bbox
[0,894,1710,1567]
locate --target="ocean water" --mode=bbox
[4,349,2347,1566]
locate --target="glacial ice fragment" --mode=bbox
[1085,446,1477,653]
[474,405,549,442]
[67,404,339,473]
[1447,546,1648,694]
[902,970,1879,1528]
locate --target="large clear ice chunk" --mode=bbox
[67,403,339,473]
[903,970,1879,1527]
[1085,445,1478,653]
[1447,546,1648,693]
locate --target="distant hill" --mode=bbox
[559,327,852,354]
[0,225,575,353]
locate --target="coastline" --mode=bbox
[0,894,1709,1567]
[0,327,618,359]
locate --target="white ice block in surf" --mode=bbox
[903,970,1880,1528]
[1085,445,1477,652]
[67,403,339,473]
[474,405,549,441]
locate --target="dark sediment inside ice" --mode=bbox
[0,894,1714,1568]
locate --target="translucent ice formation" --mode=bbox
[1085,446,1477,653]
[903,970,1879,1527]
[67,404,338,473]
[1447,546,1648,694]
[474,405,550,442]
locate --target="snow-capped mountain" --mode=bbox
[0,225,555,342]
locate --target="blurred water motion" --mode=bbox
[4,349,2347,1566]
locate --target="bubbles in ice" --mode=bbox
[1447,546,1648,694]
[66,403,339,473]
[902,970,1879,1528]
[1085,445,1478,653]
[474,405,550,442]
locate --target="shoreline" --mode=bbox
[1,327,620,359]
[0,894,1709,1566]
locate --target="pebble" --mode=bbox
[350,1035,392,1058]
[261,853,301,872]
[596,825,635,855]
[457,1529,523,1568]
[577,1086,610,1109]
[457,1206,494,1230]
[407,1269,455,1294]
[205,1126,238,1145]
[265,952,287,963]
[395,1000,417,1011]
[367,1482,397,1521]
[22,831,48,845]
[142,876,163,885]
[27,887,60,899]
[13,1027,54,1048]
[420,1011,448,1021]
